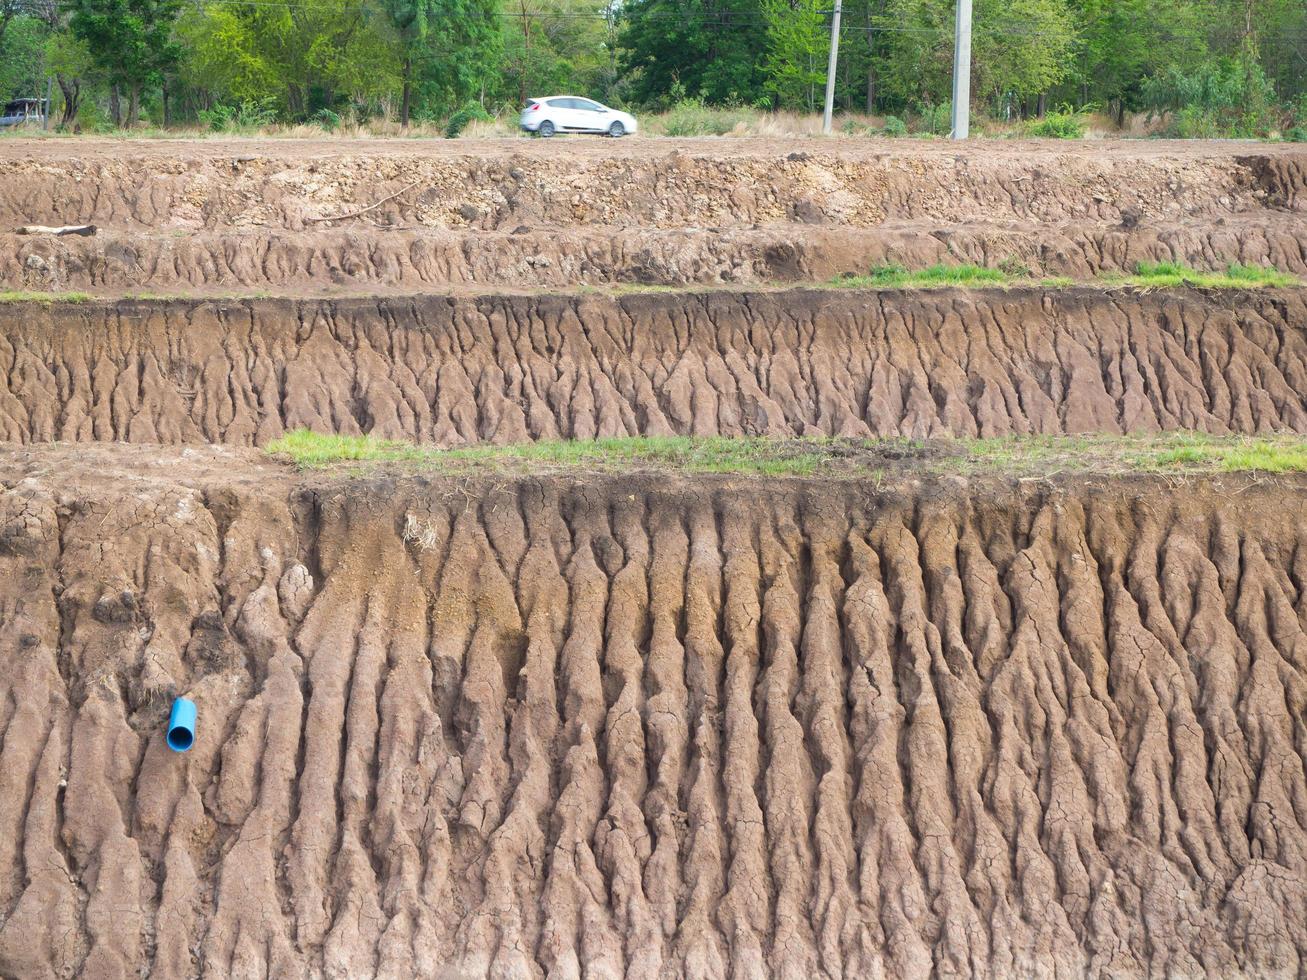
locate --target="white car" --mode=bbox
[520,97,638,137]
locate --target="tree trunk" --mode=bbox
[401,54,412,126]
[127,86,140,126]
[1036,92,1046,118]
[57,75,81,128]
[162,80,170,127]
[109,85,121,127]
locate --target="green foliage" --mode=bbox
[313,107,342,130]
[873,0,1074,113]
[0,16,48,103]
[881,114,907,136]
[1118,261,1297,288]
[498,0,619,111]
[658,97,752,135]
[269,429,837,476]
[266,428,1307,479]
[833,260,1299,291]
[176,0,400,117]
[1143,45,1278,136]
[620,0,765,106]
[761,0,829,110]
[1026,106,1085,138]
[1286,126,1307,143]
[399,0,500,120]
[972,0,1076,101]
[843,262,1011,288]
[445,101,492,136]
[13,0,1307,132]
[197,98,278,131]
[915,101,952,135]
[65,0,182,114]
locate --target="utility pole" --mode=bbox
[822,0,842,134]
[950,0,971,139]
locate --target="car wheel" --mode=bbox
[608,121,626,137]
[538,120,556,137]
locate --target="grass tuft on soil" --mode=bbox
[268,428,1307,479]
[1109,261,1299,289]
[268,430,832,475]
[0,291,94,304]
[839,263,1012,289]
[830,260,1299,292]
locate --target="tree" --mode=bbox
[176,0,398,117]
[0,13,47,100]
[64,0,181,124]
[498,0,615,109]
[620,0,765,105]
[972,0,1076,108]
[382,0,431,123]
[404,0,499,119]
[871,0,1074,115]
[1063,0,1207,122]
[761,0,828,109]
[44,28,93,126]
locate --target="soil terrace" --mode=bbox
[1,138,1304,295]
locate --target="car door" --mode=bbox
[545,98,577,131]
[571,99,606,132]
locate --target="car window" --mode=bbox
[574,99,602,111]
[546,98,570,108]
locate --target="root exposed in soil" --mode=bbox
[1,286,1305,445]
[0,450,1304,977]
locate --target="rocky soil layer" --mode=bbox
[0,447,1304,978]
[1,139,1303,293]
[0,286,1304,445]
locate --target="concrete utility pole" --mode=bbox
[950,0,972,139]
[822,0,842,134]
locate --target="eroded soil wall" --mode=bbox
[2,286,1305,445]
[7,217,1307,294]
[2,141,1303,293]
[0,458,1304,978]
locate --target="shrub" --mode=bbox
[313,108,342,132]
[1286,126,1307,143]
[881,115,907,137]
[916,102,952,136]
[660,98,750,136]
[1166,106,1222,139]
[445,102,492,138]
[1027,108,1085,139]
[1142,48,1278,137]
[198,99,278,132]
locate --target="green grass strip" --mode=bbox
[268,429,1307,478]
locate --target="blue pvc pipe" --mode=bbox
[167,697,196,753]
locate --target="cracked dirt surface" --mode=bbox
[1,139,1303,294]
[0,446,1304,978]
[0,286,1305,446]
